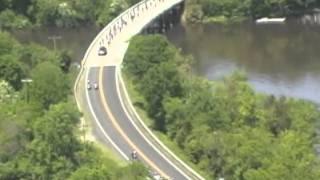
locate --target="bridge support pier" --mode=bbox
[142,2,184,35]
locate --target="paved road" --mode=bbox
[86,66,188,180]
[76,0,204,179]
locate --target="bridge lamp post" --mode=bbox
[21,78,33,103]
[48,35,62,51]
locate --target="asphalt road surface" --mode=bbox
[86,66,188,180]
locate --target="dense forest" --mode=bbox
[2,0,320,179]
[0,0,141,29]
[2,0,320,28]
[123,35,320,179]
[0,32,148,179]
[0,1,150,179]
[185,0,320,23]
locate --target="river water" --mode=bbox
[10,26,100,62]
[10,23,320,104]
[166,23,320,104]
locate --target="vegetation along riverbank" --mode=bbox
[184,0,320,24]
[123,34,320,179]
[0,30,148,179]
[2,0,319,28]
[2,0,320,179]
[0,0,141,29]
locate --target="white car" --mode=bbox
[149,171,163,180]
[87,83,91,90]
[93,83,98,90]
[153,174,162,180]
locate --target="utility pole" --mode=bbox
[21,78,33,103]
[48,36,62,51]
[82,120,88,142]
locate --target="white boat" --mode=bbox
[255,17,286,24]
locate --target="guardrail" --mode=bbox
[73,0,205,179]
[74,0,173,102]
[117,71,205,180]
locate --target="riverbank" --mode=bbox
[121,72,211,179]
[122,34,320,179]
[165,22,320,105]
[183,0,320,25]
[0,0,139,30]
[9,26,99,62]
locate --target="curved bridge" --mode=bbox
[74,0,204,179]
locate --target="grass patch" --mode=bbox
[122,72,153,127]
[92,142,128,167]
[203,15,247,24]
[122,72,210,179]
[69,65,80,86]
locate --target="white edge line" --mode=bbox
[115,67,190,180]
[85,68,129,161]
[117,69,205,180]
[75,0,205,179]
[115,67,189,180]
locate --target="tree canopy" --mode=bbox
[123,34,320,179]
[0,0,144,29]
[0,29,147,180]
[185,0,320,23]
[29,61,69,109]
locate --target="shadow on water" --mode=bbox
[10,26,100,62]
[166,22,320,104]
[9,15,320,105]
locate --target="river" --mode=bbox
[166,22,320,104]
[10,22,320,104]
[10,26,100,63]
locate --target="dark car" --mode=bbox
[131,150,138,160]
[98,46,107,56]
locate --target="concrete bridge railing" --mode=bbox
[75,0,178,112]
[74,0,205,179]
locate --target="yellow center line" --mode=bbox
[98,66,170,179]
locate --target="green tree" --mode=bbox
[0,80,17,103]
[0,31,19,56]
[29,61,69,108]
[0,55,24,90]
[163,97,190,142]
[23,102,81,179]
[59,50,72,73]
[185,0,204,23]
[96,0,128,27]
[29,0,80,27]
[116,162,148,180]
[123,35,175,80]
[0,0,11,11]
[244,131,320,180]
[68,165,115,180]
[0,28,150,180]
[69,0,105,23]
[10,0,32,15]
[32,102,81,158]
[0,82,26,162]
[17,43,59,72]
[0,9,31,29]
[69,157,147,180]
[140,61,183,131]
[123,34,320,179]
[126,0,141,6]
